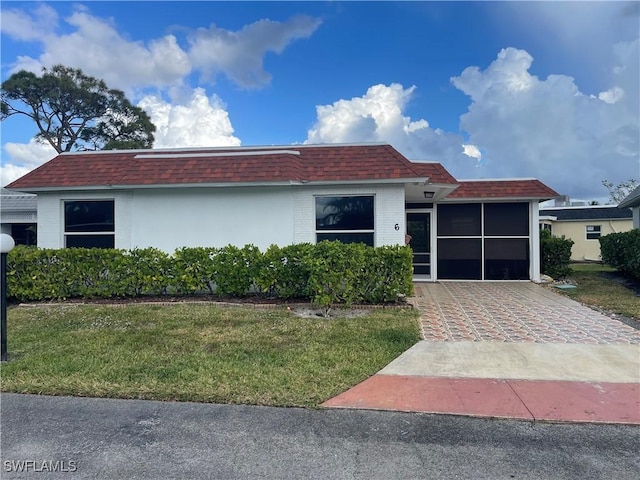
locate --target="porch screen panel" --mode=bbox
[484,203,529,236]
[437,238,482,280]
[437,203,481,236]
[484,239,529,280]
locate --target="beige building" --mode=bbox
[539,206,633,261]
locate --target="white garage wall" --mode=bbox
[130,186,294,252]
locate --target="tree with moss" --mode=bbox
[1,65,155,153]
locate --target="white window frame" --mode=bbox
[585,225,601,240]
[63,199,116,248]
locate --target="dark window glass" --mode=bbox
[484,239,529,280]
[484,203,529,236]
[66,234,115,249]
[11,224,37,246]
[437,238,482,280]
[316,196,374,230]
[437,204,481,236]
[65,201,114,233]
[407,213,430,253]
[316,232,374,246]
[586,225,601,240]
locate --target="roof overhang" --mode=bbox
[10,177,430,193]
[438,197,553,202]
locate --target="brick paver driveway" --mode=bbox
[411,282,640,344]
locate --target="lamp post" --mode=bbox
[1,233,15,362]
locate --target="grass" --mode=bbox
[558,263,640,321]
[0,304,420,407]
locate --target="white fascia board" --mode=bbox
[17,177,429,192]
[438,197,550,202]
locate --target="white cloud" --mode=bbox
[3,6,321,93]
[451,46,639,199]
[598,87,625,104]
[0,3,58,41]
[306,42,638,201]
[10,10,191,92]
[138,88,241,148]
[462,144,482,160]
[1,140,57,187]
[188,15,322,88]
[306,83,476,169]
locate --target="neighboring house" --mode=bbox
[618,185,640,228]
[539,205,633,261]
[6,143,557,281]
[0,187,37,245]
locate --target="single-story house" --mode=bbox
[618,185,640,228]
[0,187,37,245]
[539,205,633,261]
[6,143,558,281]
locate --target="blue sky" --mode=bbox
[1,1,639,202]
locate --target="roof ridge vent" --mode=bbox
[134,150,301,159]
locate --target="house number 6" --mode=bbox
[394,224,400,231]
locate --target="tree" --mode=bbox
[1,65,155,153]
[602,179,639,204]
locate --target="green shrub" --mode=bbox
[308,241,367,313]
[600,229,640,279]
[540,229,574,279]
[360,245,414,303]
[6,242,414,304]
[172,247,217,294]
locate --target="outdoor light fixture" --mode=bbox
[1,233,15,362]
[423,191,435,199]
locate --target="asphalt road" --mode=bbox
[1,393,638,479]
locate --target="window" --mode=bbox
[540,223,552,234]
[11,224,37,246]
[315,195,374,246]
[586,225,601,240]
[64,200,115,248]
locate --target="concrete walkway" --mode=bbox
[323,282,640,424]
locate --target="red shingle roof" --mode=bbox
[6,144,457,189]
[6,144,557,200]
[448,179,559,200]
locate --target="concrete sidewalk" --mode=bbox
[323,283,640,424]
[322,341,640,424]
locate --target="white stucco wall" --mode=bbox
[130,187,294,252]
[37,183,407,252]
[292,184,406,246]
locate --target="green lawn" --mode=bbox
[559,264,640,321]
[0,304,419,407]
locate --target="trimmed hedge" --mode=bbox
[6,242,414,308]
[600,229,640,279]
[540,229,574,279]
